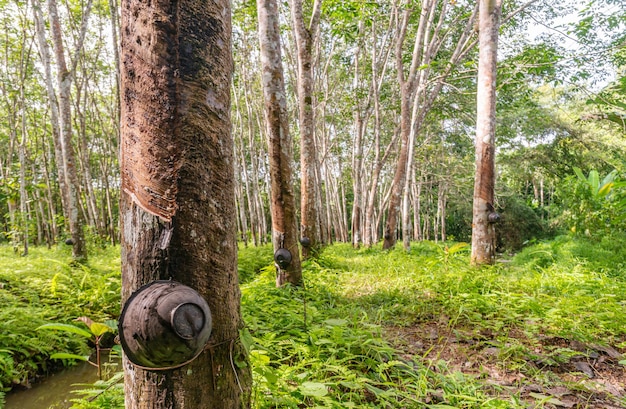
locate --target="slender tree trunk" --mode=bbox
[401,118,417,252]
[108,0,121,127]
[32,0,69,235]
[19,99,29,256]
[257,0,303,286]
[39,128,58,242]
[47,0,91,260]
[413,174,422,241]
[351,21,365,248]
[439,185,447,242]
[471,0,502,265]
[120,0,252,406]
[76,81,102,236]
[290,0,322,258]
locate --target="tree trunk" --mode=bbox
[32,0,68,239]
[471,0,502,265]
[19,89,29,256]
[290,0,322,258]
[257,0,303,286]
[350,21,366,248]
[120,0,252,406]
[384,0,479,249]
[47,0,91,260]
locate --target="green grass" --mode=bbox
[2,234,626,408]
[240,236,626,408]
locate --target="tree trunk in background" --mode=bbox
[351,21,366,248]
[108,0,121,127]
[120,0,252,406]
[47,0,91,260]
[384,0,479,249]
[19,86,29,256]
[401,117,417,252]
[258,0,303,286]
[290,0,322,259]
[471,0,502,265]
[383,3,427,250]
[32,0,69,234]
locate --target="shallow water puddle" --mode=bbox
[5,362,99,409]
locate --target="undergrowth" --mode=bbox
[241,235,626,408]
[2,233,626,408]
[0,244,120,394]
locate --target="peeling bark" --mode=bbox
[120,0,252,406]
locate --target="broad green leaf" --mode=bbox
[90,322,112,337]
[573,167,586,183]
[299,382,328,397]
[323,318,347,326]
[597,181,614,197]
[103,319,118,330]
[601,170,617,188]
[37,323,92,338]
[589,170,599,194]
[50,353,89,361]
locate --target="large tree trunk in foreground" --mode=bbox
[120,0,252,406]
[471,0,502,265]
[258,0,303,286]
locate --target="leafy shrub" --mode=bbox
[496,195,554,251]
[554,168,626,237]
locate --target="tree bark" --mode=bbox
[290,0,322,258]
[471,0,502,265]
[120,0,252,406]
[257,0,303,286]
[47,0,91,260]
[32,0,68,238]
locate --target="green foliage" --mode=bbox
[237,240,626,408]
[66,372,125,409]
[555,167,626,236]
[3,239,625,408]
[237,243,274,283]
[0,245,120,391]
[495,195,554,251]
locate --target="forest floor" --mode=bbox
[242,236,626,408]
[1,236,626,409]
[387,324,625,408]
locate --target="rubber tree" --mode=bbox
[258,0,303,286]
[45,0,93,260]
[471,0,502,265]
[382,0,479,250]
[119,0,252,406]
[289,0,323,259]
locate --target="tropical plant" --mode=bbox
[556,167,626,236]
[37,318,118,379]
